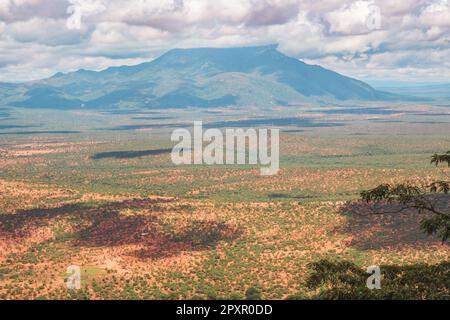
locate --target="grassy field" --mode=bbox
[0,104,449,299]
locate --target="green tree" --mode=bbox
[361,151,450,243]
[245,285,262,300]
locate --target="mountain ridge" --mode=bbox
[1,44,409,109]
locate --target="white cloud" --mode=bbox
[326,1,380,35]
[0,0,449,82]
[0,0,12,19]
[420,0,450,27]
[66,0,107,30]
[5,17,89,45]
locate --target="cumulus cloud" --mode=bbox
[0,0,449,82]
[325,0,381,35]
[0,0,68,22]
[6,17,89,45]
[66,0,107,30]
[420,0,450,27]
[244,0,300,26]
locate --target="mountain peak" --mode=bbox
[167,44,278,54]
[158,44,282,64]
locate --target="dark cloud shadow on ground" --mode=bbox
[337,198,449,250]
[91,148,172,160]
[0,197,241,259]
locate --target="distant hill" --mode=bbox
[1,45,407,109]
[374,83,450,100]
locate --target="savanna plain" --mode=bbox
[0,103,449,300]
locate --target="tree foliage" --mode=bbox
[431,150,450,167]
[361,152,450,243]
[288,259,450,300]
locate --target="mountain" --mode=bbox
[1,45,404,109]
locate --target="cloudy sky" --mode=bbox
[0,0,449,83]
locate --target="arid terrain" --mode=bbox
[0,105,449,299]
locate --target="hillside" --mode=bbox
[2,45,401,109]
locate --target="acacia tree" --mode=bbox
[360,151,450,243]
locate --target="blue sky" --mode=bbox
[0,0,449,83]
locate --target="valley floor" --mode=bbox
[0,106,449,299]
